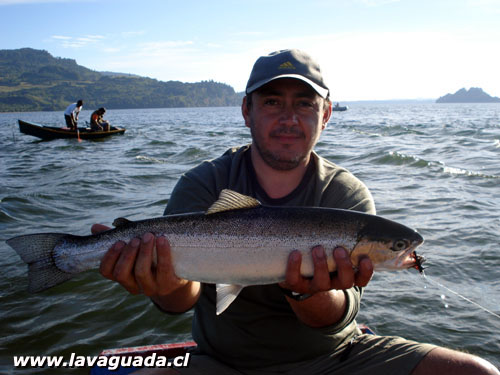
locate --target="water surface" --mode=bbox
[1,103,499,373]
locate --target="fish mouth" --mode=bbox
[412,250,426,273]
[402,235,425,273]
[369,242,426,272]
[397,248,426,273]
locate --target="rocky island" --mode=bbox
[436,87,500,103]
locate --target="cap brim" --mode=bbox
[246,74,329,99]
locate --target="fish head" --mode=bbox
[350,215,425,272]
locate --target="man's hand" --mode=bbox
[92,224,200,312]
[278,245,374,327]
[279,246,373,294]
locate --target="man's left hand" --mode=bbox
[279,246,374,295]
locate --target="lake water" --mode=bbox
[1,103,499,373]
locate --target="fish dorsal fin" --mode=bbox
[206,189,261,215]
[216,284,244,315]
[112,217,133,227]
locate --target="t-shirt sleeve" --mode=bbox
[164,149,238,215]
[314,153,376,215]
[316,287,363,335]
[164,147,246,215]
[164,164,218,215]
[323,170,376,214]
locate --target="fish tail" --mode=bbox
[7,233,73,293]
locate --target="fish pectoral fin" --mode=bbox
[112,217,133,227]
[206,189,261,215]
[215,283,244,315]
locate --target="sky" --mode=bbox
[1,0,499,101]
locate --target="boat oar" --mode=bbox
[76,126,81,142]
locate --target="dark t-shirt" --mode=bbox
[164,145,375,369]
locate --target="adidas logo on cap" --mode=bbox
[278,61,295,70]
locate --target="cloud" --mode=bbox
[50,34,105,48]
[51,35,72,40]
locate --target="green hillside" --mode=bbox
[0,48,242,112]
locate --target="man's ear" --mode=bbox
[241,95,251,128]
[322,100,332,130]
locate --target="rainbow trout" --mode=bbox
[7,189,425,314]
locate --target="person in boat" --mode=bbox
[90,107,110,131]
[64,99,83,131]
[94,50,499,375]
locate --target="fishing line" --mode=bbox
[423,272,500,320]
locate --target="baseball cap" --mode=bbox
[245,49,329,99]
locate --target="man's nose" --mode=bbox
[279,105,299,124]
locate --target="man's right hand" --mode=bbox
[92,224,201,312]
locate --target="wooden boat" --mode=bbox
[18,119,126,140]
[90,325,374,374]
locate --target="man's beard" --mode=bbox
[250,122,308,171]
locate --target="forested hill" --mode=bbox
[0,48,242,112]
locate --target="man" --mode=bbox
[64,99,83,130]
[95,50,499,374]
[90,107,110,131]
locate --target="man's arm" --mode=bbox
[94,224,201,313]
[279,246,373,328]
[283,162,375,328]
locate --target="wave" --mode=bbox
[135,155,168,164]
[376,151,500,179]
[441,166,500,179]
[342,123,427,137]
[135,146,209,165]
[0,208,16,223]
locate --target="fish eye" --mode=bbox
[392,239,409,251]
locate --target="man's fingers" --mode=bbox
[280,250,308,292]
[331,247,355,290]
[98,233,188,297]
[310,246,331,291]
[281,246,373,296]
[156,237,177,286]
[155,236,177,283]
[113,237,141,294]
[99,241,124,280]
[155,236,190,296]
[134,233,156,296]
[285,250,302,286]
[354,257,374,287]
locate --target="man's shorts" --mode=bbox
[159,334,436,375]
[64,114,75,128]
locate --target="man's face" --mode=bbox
[242,78,331,170]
